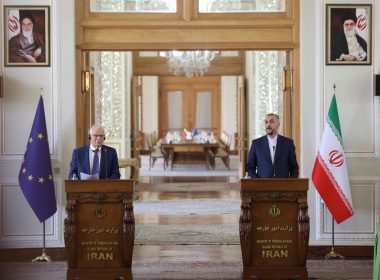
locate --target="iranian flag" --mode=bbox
[312,94,354,224]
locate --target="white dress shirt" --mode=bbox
[267,135,278,164]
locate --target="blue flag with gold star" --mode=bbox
[18,96,57,222]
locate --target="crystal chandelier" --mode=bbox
[163,50,219,78]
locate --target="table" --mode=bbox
[161,140,219,169]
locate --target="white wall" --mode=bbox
[0,0,75,248]
[301,0,379,245]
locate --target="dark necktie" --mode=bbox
[91,149,99,175]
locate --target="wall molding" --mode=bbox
[315,176,380,244]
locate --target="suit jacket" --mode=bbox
[68,144,121,180]
[331,32,367,61]
[246,135,299,178]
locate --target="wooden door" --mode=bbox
[158,76,221,138]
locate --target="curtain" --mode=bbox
[168,91,183,129]
[195,91,211,129]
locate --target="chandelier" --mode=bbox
[163,50,219,78]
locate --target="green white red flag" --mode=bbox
[312,94,354,224]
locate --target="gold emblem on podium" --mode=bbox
[95,208,106,218]
[269,205,281,217]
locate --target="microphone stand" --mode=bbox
[32,221,51,262]
[272,146,276,177]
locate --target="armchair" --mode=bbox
[211,131,231,169]
[147,132,167,169]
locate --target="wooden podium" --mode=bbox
[240,178,309,280]
[64,180,135,280]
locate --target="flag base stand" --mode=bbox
[32,249,51,262]
[325,247,345,259]
[325,216,345,259]
[32,221,51,262]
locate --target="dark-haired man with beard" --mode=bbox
[331,12,367,62]
[246,113,299,178]
[9,13,46,63]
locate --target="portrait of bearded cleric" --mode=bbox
[327,5,371,65]
[5,7,50,66]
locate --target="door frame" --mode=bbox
[75,0,300,166]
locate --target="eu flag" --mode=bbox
[18,96,57,222]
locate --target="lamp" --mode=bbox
[163,50,219,78]
[81,70,90,93]
[282,67,293,91]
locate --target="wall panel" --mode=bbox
[324,66,374,155]
[0,182,62,248]
[316,179,378,244]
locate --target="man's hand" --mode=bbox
[338,54,356,61]
[33,47,42,59]
[24,54,37,63]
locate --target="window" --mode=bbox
[199,0,285,13]
[90,0,176,13]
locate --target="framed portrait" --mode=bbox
[4,6,50,67]
[326,4,371,65]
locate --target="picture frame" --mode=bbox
[4,6,50,67]
[326,4,371,65]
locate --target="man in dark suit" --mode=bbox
[68,124,121,179]
[246,113,298,178]
[330,12,367,62]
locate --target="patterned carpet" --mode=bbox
[139,155,239,177]
[0,259,373,279]
[139,181,239,192]
[134,196,240,245]
[135,224,240,245]
[134,199,240,215]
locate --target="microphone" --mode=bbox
[272,146,276,178]
[104,148,108,180]
[75,154,79,180]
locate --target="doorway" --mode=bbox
[76,1,300,178]
[85,50,289,178]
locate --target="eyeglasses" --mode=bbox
[91,134,105,138]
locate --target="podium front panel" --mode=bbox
[252,202,298,266]
[76,202,124,268]
[64,180,135,280]
[240,178,309,280]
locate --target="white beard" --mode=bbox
[344,29,355,38]
[22,30,34,44]
[344,29,366,61]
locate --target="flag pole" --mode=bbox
[325,215,344,259]
[324,84,344,259]
[18,93,57,261]
[32,221,51,262]
[31,90,51,262]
